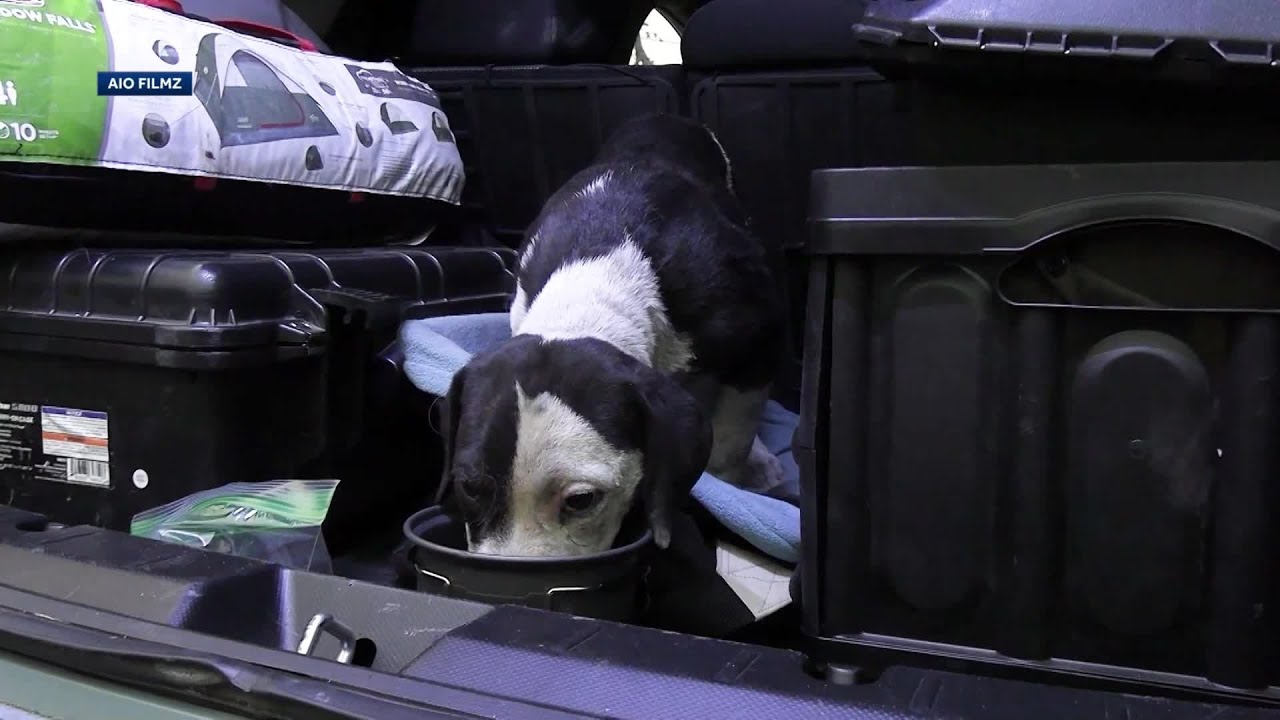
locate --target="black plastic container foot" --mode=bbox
[807,659,876,686]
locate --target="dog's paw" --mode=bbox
[723,436,786,493]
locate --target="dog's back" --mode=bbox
[513,114,785,391]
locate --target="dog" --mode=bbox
[440,113,786,557]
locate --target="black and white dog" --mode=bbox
[440,114,786,557]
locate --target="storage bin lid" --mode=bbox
[0,246,515,368]
[854,0,1280,79]
[808,161,1280,256]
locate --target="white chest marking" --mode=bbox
[575,170,614,198]
[512,239,694,372]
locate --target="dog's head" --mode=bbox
[595,113,734,191]
[438,334,711,557]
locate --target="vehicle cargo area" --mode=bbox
[4,0,1280,718]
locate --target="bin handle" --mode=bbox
[297,613,356,664]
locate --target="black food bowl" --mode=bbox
[403,506,653,622]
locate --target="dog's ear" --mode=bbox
[433,365,467,506]
[633,370,712,549]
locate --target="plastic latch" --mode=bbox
[309,287,410,329]
[851,22,902,47]
[297,613,356,664]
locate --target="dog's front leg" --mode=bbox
[675,371,722,418]
[706,385,784,493]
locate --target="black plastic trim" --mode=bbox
[0,584,585,720]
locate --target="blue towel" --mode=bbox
[400,314,802,564]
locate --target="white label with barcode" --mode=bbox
[41,405,111,487]
[66,458,111,487]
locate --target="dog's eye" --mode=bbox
[562,490,600,514]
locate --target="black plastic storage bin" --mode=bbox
[0,246,515,534]
[849,0,1280,89]
[797,161,1280,704]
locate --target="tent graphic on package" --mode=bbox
[194,33,339,147]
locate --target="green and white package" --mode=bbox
[131,479,340,572]
[0,0,105,162]
[0,0,464,201]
